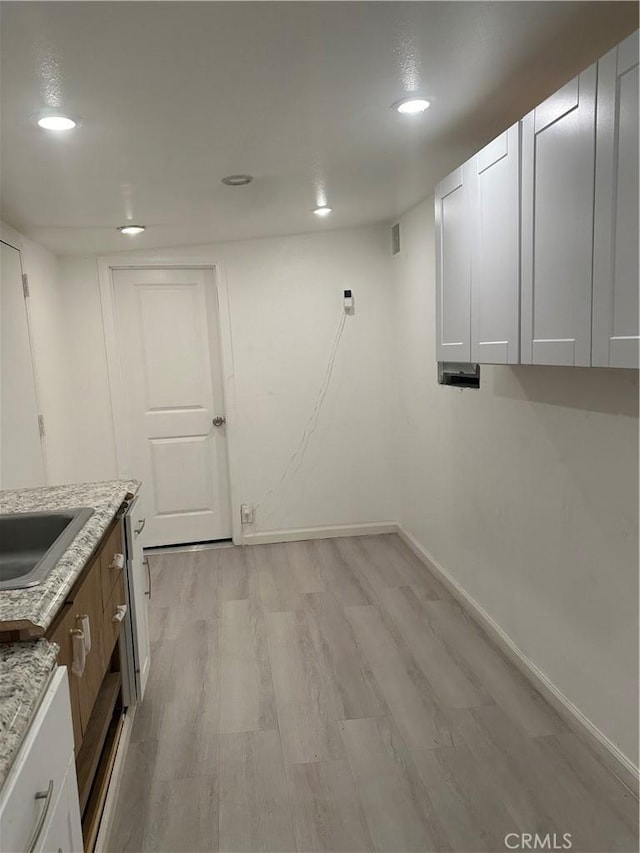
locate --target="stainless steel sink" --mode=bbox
[0,507,94,590]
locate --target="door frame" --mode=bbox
[0,225,49,485]
[97,255,241,544]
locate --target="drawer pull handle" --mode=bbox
[112,604,128,623]
[76,614,91,653]
[110,553,125,570]
[134,518,146,537]
[26,779,54,853]
[143,556,151,599]
[70,628,86,677]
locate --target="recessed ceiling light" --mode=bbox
[221,174,254,186]
[313,206,332,217]
[393,97,431,114]
[117,225,146,235]
[37,115,77,131]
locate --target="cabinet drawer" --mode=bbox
[99,522,125,613]
[103,572,126,663]
[0,668,76,853]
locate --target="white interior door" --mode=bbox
[0,241,45,489]
[112,267,231,546]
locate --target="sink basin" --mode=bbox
[0,507,94,590]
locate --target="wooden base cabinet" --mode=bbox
[0,500,149,853]
[47,520,127,754]
[45,518,129,851]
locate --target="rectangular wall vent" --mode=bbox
[391,222,400,255]
[438,362,480,389]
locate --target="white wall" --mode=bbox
[393,197,639,768]
[54,226,398,534]
[48,254,120,484]
[11,206,637,773]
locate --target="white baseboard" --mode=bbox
[241,521,398,546]
[397,525,640,798]
[94,706,136,852]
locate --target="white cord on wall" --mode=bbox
[254,311,348,527]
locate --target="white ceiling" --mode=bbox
[1,1,636,256]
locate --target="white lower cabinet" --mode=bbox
[35,759,82,853]
[0,668,83,853]
[592,31,639,369]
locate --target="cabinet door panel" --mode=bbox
[592,31,639,368]
[103,572,126,664]
[35,759,83,853]
[435,165,471,362]
[521,65,597,366]
[534,77,579,133]
[99,522,124,614]
[74,558,107,731]
[471,123,520,364]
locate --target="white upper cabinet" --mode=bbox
[521,66,597,366]
[435,31,637,371]
[470,123,521,364]
[592,32,639,369]
[435,165,472,362]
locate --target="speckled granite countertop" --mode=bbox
[0,639,58,787]
[0,480,139,633]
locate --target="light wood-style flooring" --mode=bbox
[107,534,638,853]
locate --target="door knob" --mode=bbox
[212,416,226,427]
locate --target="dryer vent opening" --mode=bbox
[438,362,481,389]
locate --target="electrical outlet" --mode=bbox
[240,504,255,524]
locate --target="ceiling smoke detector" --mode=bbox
[221,174,254,186]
